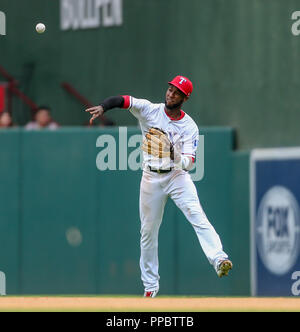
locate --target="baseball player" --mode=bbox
[86,75,232,297]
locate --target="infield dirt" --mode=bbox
[0,297,299,312]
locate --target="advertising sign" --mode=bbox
[251,148,300,296]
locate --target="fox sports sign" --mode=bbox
[256,186,300,276]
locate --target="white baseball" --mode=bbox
[36,23,46,34]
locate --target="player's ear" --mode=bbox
[184,96,189,103]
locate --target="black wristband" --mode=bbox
[100,96,124,112]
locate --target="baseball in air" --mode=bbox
[36,23,46,34]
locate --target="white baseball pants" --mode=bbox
[139,168,228,292]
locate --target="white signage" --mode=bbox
[60,0,123,31]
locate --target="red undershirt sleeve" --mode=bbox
[121,95,131,109]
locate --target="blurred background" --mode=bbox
[0,0,300,296]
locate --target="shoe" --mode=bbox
[216,259,233,277]
[144,290,158,298]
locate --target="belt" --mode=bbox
[148,166,172,174]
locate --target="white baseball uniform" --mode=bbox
[122,96,228,292]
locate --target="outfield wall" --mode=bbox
[1,0,300,149]
[0,127,250,295]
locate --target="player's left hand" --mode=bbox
[85,105,105,124]
[142,127,174,159]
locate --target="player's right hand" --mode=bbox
[85,105,105,125]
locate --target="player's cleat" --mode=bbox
[144,290,158,298]
[216,259,233,278]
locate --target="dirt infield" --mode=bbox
[0,296,299,311]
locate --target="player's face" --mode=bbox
[165,85,187,110]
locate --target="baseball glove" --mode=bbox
[142,127,174,159]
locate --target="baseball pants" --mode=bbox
[139,168,228,292]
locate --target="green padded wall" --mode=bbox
[0,127,250,295]
[19,129,100,293]
[231,151,250,295]
[0,129,21,294]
